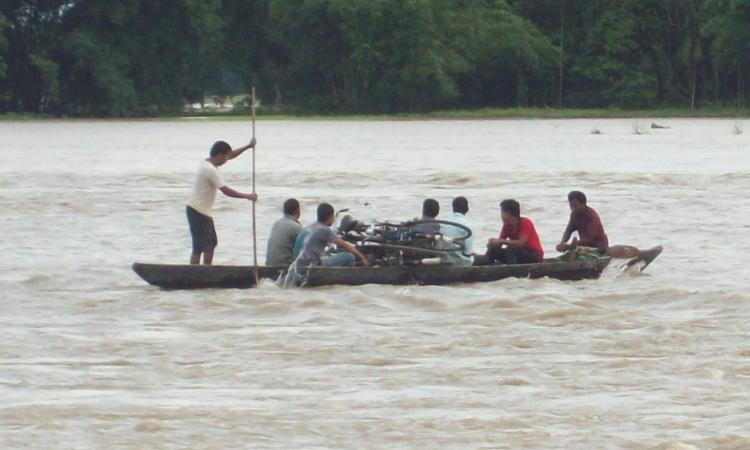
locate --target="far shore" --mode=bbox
[1,107,748,121]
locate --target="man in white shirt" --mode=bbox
[441,196,475,266]
[186,139,257,265]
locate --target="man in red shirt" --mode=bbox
[556,191,648,260]
[485,199,544,264]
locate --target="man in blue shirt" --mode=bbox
[441,196,475,266]
[283,203,368,287]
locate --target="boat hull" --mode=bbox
[132,258,610,290]
[131,264,285,290]
[304,258,609,287]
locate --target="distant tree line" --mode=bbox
[0,0,748,116]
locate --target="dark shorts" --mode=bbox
[483,246,542,265]
[186,206,217,253]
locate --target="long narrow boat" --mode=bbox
[132,256,612,290]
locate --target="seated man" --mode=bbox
[282,203,368,287]
[441,196,474,267]
[290,203,367,272]
[265,198,302,266]
[412,198,441,235]
[292,225,311,260]
[485,199,544,264]
[556,191,658,265]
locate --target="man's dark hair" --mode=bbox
[500,199,521,218]
[422,198,440,218]
[283,198,300,216]
[452,196,469,215]
[210,141,232,157]
[317,203,335,222]
[568,190,587,204]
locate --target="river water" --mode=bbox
[1,118,749,449]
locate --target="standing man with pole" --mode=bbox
[186,139,258,265]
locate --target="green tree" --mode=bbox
[454,0,558,108]
[0,0,67,112]
[375,0,467,111]
[30,54,60,111]
[703,0,750,105]
[267,0,366,111]
[219,0,273,104]
[60,26,138,116]
[3,0,750,116]
[0,13,8,80]
[265,0,555,112]
[58,0,224,116]
[567,2,657,107]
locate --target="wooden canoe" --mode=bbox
[131,264,285,289]
[132,256,611,290]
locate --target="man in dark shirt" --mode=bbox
[412,198,441,235]
[265,198,302,266]
[556,191,644,259]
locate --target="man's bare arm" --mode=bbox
[220,186,257,201]
[556,230,574,251]
[489,235,528,249]
[556,219,576,252]
[335,238,368,266]
[228,137,257,160]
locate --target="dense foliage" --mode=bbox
[0,0,748,116]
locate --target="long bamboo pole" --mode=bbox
[251,87,258,268]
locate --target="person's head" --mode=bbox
[500,199,520,225]
[317,203,335,226]
[452,196,469,215]
[209,141,232,166]
[567,190,587,214]
[422,198,440,219]
[283,198,301,219]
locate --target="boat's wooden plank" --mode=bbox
[413,260,606,284]
[132,263,284,289]
[302,258,610,287]
[132,257,611,290]
[304,266,414,287]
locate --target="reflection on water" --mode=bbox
[1,119,749,448]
